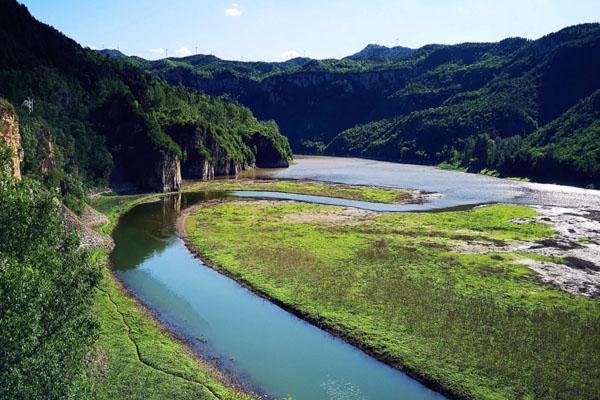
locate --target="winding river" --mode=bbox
[111,156,600,400]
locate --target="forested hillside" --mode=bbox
[0,0,291,205]
[139,23,600,186]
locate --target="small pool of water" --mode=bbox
[231,190,440,211]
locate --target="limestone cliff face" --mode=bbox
[171,125,214,180]
[157,152,182,192]
[109,148,181,193]
[169,124,249,181]
[0,101,23,180]
[39,129,58,175]
[248,133,289,168]
[144,152,181,192]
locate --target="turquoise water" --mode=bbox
[111,192,446,400]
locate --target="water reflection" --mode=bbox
[112,191,447,400]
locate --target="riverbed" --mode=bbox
[241,155,600,210]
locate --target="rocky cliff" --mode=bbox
[39,129,57,175]
[248,133,290,168]
[148,152,182,192]
[167,123,290,183]
[168,123,247,181]
[0,100,23,180]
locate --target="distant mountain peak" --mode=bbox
[97,48,127,58]
[345,43,414,61]
[364,43,388,50]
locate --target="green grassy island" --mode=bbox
[184,179,414,204]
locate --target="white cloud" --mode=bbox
[279,50,300,60]
[176,47,192,57]
[85,44,97,50]
[149,48,165,55]
[224,4,242,17]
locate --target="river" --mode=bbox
[111,156,600,400]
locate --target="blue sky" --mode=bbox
[19,0,600,61]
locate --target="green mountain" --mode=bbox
[0,0,291,198]
[138,24,600,186]
[344,43,414,61]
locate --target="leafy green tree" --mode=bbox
[0,145,102,400]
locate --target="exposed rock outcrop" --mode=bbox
[248,133,289,168]
[169,125,215,180]
[61,204,112,249]
[169,124,249,181]
[0,100,23,180]
[459,205,600,298]
[109,149,181,193]
[39,129,58,175]
[147,152,181,192]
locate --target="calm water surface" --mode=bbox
[112,156,600,399]
[112,192,445,400]
[242,155,600,210]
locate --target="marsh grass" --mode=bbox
[186,202,600,400]
[184,179,412,203]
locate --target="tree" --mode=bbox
[0,145,102,399]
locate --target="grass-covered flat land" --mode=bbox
[185,201,600,400]
[184,179,414,203]
[87,195,254,400]
[90,193,164,234]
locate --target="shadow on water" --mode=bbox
[111,192,223,269]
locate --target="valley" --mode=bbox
[134,25,600,187]
[1,1,599,399]
[88,157,600,400]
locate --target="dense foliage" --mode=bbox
[0,0,290,198]
[0,145,102,399]
[143,23,600,186]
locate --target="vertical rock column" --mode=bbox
[156,152,182,192]
[0,102,24,181]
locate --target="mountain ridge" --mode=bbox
[0,0,291,201]
[127,22,600,186]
